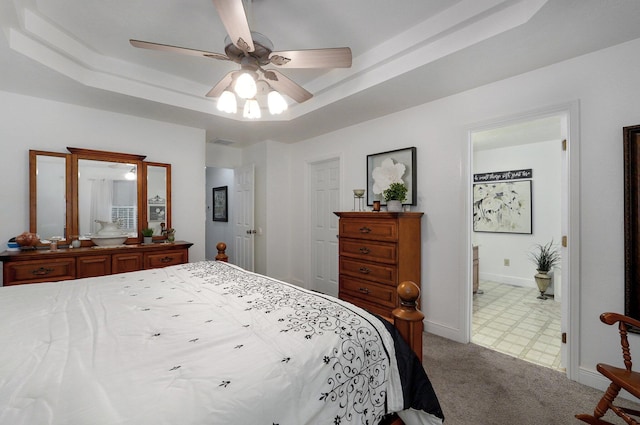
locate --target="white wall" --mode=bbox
[0,91,207,281]
[473,140,562,290]
[281,37,640,390]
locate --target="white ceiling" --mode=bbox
[2,0,640,148]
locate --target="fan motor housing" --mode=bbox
[224,32,274,65]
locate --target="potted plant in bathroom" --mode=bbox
[529,240,560,300]
[142,228,154,244]
[383,182,408,212]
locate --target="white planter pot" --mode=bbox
[386,200,403,212]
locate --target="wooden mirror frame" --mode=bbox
[624,124,640,326]
[142,162,172,239]
[29,150,73,241]
[69,147,145,246]
[29,147,171,245]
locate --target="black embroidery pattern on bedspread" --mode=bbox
[181,261,391,425]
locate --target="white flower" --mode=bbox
[372,158,406,194]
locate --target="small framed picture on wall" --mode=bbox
[213,186,228,222]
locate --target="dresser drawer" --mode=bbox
[339,257,397,286]
[144,249,187,269]
[339,293,394,319]
[340,238,397,264]
[4,258,76,285]
[339,219,398,241]
[112,252,143,274]
[339,275,397,308]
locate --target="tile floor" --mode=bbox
[472,280,563,371]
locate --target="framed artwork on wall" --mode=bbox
[473,180,532,234]
[213,186,228,222]
[624,124,640,327]
[366,147,417,206]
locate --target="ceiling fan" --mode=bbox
[129,0,352,116]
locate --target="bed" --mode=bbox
[0,259,443,425]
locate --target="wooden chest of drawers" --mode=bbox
[0,241,193,286]
[334,212,423,319]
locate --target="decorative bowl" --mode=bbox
[15,232,40,248]
[353,189,365,197]
[90,234,128,247]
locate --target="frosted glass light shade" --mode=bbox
[243,99,261,119]
[234,73,257,99]
[267,90,288,115]
[217,90,237,113]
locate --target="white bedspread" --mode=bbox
[0,261,443,425]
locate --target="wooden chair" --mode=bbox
[576,312,640,424]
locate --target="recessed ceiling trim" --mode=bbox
[7,0,548,123]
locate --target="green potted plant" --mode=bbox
[529,240,560,300]
[383,182,408,212]
[142,228,154,244]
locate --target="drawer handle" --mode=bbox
[359,226,371,233]
[358,247,370,254]
[160,256,174,263]
[358,267,371,274]
[358,287,371,294]
[31,267,54,276]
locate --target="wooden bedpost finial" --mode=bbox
[215,242,228,262]
[392,281,425,359]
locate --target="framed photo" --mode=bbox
[624,124,640,328]
[148,205,166,222]
[213,186,228,222]
[473,180,532,234]
[366,147,417,205]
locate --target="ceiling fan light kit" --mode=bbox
[216,90,237,114]
[129,0,351,120]
[267,90,288,115]
[243,99,261,119]
[234,71,257,99]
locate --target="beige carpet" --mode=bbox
[422,332,638,424]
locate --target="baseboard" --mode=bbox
[424,320,466,343]
[288,277,305,288]
[578,366,636,402]
[479,272,536,289]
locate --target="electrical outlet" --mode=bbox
[504,258,510,266]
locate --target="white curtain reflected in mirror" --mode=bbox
[89,179,113,234]
[78,160,138,238]
[36,155,66,240]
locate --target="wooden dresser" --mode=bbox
[334,212,423,319]
[0,241,193,286]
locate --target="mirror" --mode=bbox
[144,163,171,236]
[77,159,140,238]
[29,148,171,244]
[29,151,71,241]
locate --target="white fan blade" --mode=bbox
[130,39,229,61]
[212,0,254,53]
[270,48,352,68]
[267,70,313,103]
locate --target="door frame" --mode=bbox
[462,101,580,379]
[304,153,343,291]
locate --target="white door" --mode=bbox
[233,164,255,271]
[310,158,340,296]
